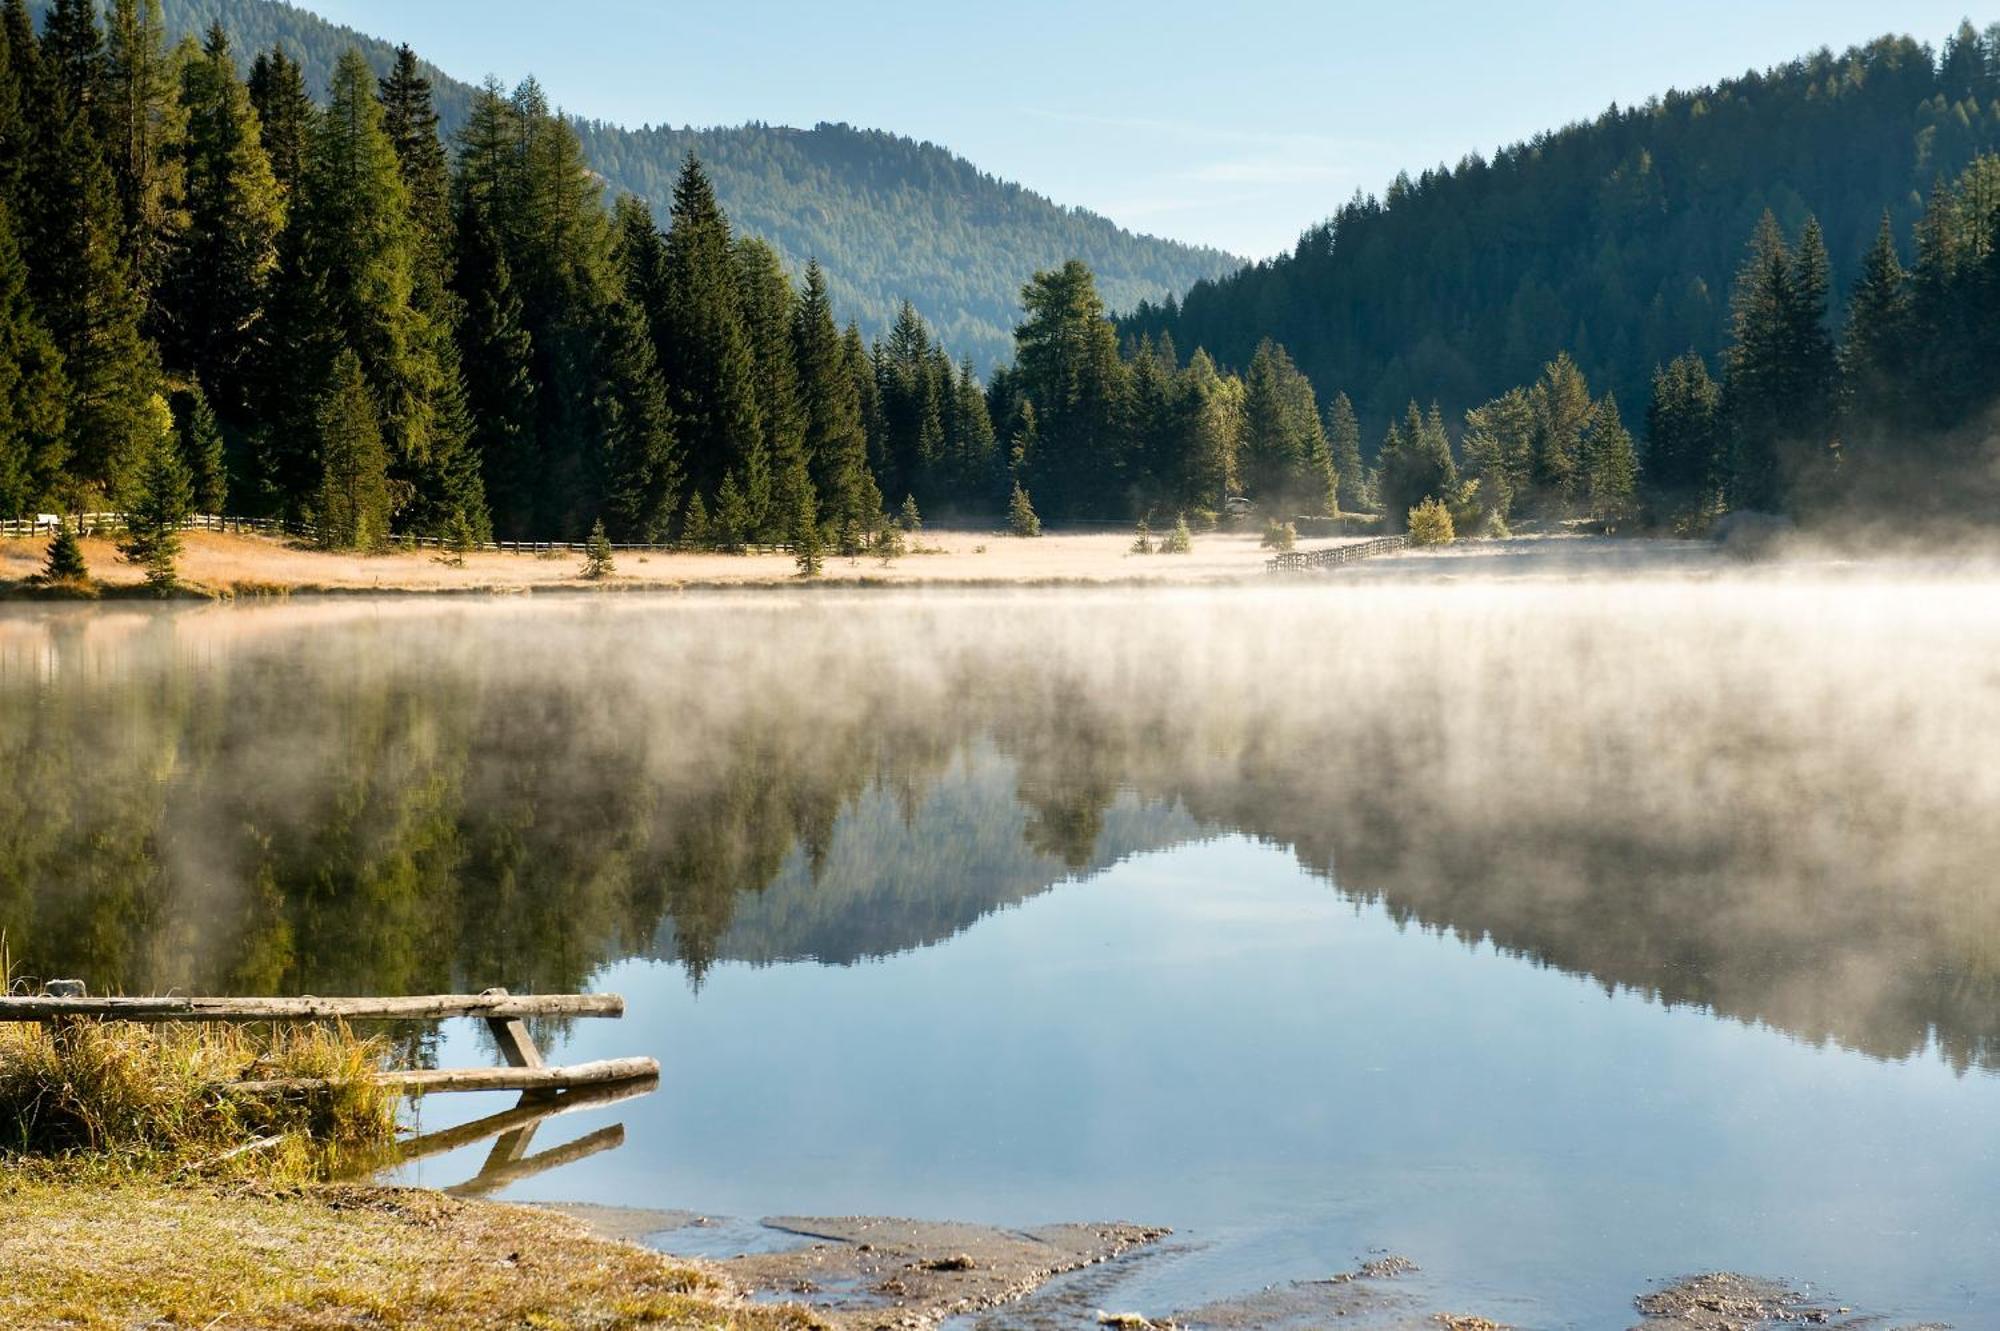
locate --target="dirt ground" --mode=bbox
[0,525,1322,594]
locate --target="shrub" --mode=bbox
[1407,496,1456,546]
[1130,519,1154,554]
[1163,515,1193,553]
[1260,520,1296,551]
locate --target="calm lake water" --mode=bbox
[4,578,1999,1328]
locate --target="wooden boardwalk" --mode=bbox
[1266,534,1409,573]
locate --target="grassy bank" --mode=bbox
[1,1174,818,1331]
[0,1020,817,1330]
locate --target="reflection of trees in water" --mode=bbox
[2,587,1998,1072]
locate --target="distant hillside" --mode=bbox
[111,0,1239,371]
[1122,24,2000,441]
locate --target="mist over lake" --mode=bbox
[5,572,1998,1325]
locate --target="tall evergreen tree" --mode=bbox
[1527,352,1593,511]
[38,0,102,121]
[1644,351,1722,519]
[657,154,762,514]
[1324,390,1366,511]
[1377,400,1457,529]
[1011,260,1128,519]
[246,46,311,196]
[100,0,183,316]
[24,74,156,503]
[793,259,876,537]
[169,23,283,418]
[1239,338,1334,515]
[120,392,189,592]
[1722,212,1838,512]
[0,196,63,515]
[314,348,390,549]
[1584,393,1638,526]
[174,379,225,514]
[734,235,804,537]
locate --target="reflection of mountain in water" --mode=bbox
[662,749,1205,967]
[3,584,1997,1073]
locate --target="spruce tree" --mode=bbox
[1011,261,1127,519]
[314,349,392,550]
[658,155,762,516]
[1722,212,1837,512]
[39,0,103,121]
[100,0,183,317]
[454,214,538,536]
[793,260,876,540]
[1527,353,1592,511]
[1644,352,1722,521]
[594,278,679,540]
[1377,401,1457,530]
[713,469,749,551]
[120,393,190,592]
[377,46,452,304]
[25,75,157,504]
[1324,390,1366,512]
[1008,480,1040,537]
[0,196,65,517]
[789,470,822,577]
[176,380,225,514]
[1239,339,1331,515]
[170,23,283,418]
[580,517,614,578]
[734,235,802,538]
[246,47,311,196]
[42,520,86,582]
[1842,212,1913,428]
[1584,393,1638,527]
[680,489,709,547]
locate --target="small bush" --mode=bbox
[1163,515,1193,554]
[1130,519,1153,555]
[1407,496,1456,546]
[1260,520,1296,552]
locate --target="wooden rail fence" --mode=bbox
[1266,534,1409,573]
[0,984,658,1097]
[0,511,797,555]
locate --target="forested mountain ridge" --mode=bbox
[1122,24,2000,441]
[47,0,1236,371]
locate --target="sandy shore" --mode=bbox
[0,525,1329,595]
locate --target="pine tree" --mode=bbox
[734,235,802,538]
[41,520,86,582]
[39,0,103,121]
[1377,401,1457,530]
[175,380,225,514]
[24,73,157,504]
[1239,339,1332,516]
[1461,386,1534,521]
[314,349,391,550]
[789,471,822,577]
[793,261,876,540]
[0,196,64,517]
[169,23,283,418]
[713,469,749,551]
[1175,349,1238,514]
[119,392,190,592]
[658,155,761,516]
[1012,261,1127,519]
[1324,391,1366,512]
[1008,480,1040,537]
[100,0,183,317]
[377,45,452,305]
[1842,212,1913,428]
[1584,393,1637,527]
[1722,212,1837,512]
[899,494,922,533]
[580,517,614,578]
[680,489,709,547]
[246,47,311,196]
[285,49,439,527]
[594,277,679,540]
[1527,353,1592,511]
[1644,352,1722,520]
[454,214,537,536]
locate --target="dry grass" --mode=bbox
[0,526,1335,595]
[0,1176,822,1330]
[0,1020,396,1172]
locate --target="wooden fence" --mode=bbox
[0,512,796,555]
[1265,534,1410,573]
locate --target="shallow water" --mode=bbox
[4,578,1998,1327]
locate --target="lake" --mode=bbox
[4,575,1998,1328]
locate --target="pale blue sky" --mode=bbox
[309,1,1983,258]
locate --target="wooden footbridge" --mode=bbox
[1266,534,1409,572]
[2,983,660,1192]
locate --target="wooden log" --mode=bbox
[0,992,625,1023]
[228,1056,660,1098]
